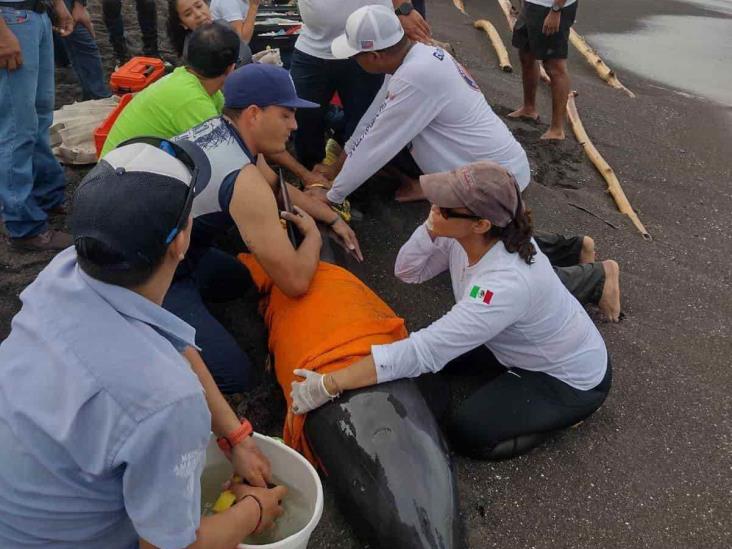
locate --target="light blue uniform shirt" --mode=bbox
[0,248,212,548]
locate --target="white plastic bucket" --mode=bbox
[200,433,323,549]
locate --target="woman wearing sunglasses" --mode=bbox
[292,160,611,460]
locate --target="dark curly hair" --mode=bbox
[488,204,537,265]
[167,0,189,57]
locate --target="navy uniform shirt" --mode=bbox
[0,248,211,548]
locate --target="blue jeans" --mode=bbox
[53,0,111,100]
[289,49,384,169]
[0,8,65,239]
[163,248,257,394]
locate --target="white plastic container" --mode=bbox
[200,433,323,549]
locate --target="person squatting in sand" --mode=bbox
[0,141,285,548]
[101,22,241,157]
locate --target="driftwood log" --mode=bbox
[452,0,467,15]
[569,29,635,97]
[567,92,650,239]
[474,19,513,72]
[495,0,551,83]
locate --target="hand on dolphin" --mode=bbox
[291,369,340,415]
[331,218,364,262]
[231,437,273,488]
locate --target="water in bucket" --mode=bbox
[200,433,323,548]
[201,466,312,545]
[241,475,311,545]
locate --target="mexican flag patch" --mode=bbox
[469,285,494,304]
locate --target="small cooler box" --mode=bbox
[110,57,165,94]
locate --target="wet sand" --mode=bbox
[1,0,730,548]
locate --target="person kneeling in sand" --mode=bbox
[0,141,285,548]
[293,161,612,460]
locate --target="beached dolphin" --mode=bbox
[307,235,463,548]
[305,378,464,548]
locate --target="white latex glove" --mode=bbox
[290,369,338,415]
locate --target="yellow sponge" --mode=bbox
[213,490,237,513]
[212,475,242,513]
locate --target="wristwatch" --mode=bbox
[551,4,562,12]
[217,418,253,456]
[395,2,414,16]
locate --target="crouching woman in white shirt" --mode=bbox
[291,160,611,460]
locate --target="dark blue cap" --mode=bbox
[223,64,319,110]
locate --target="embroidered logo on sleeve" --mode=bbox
[174,448,206,498]
[452,59,481,91]
[469,285,494,304]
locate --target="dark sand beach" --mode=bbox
[1,0,730,547]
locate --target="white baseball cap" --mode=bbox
[331,5,405,59]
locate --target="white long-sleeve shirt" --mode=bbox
[326,43,531,204]
[295,0,392,60]
[371,225,608,390]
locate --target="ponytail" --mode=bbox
[488,206,536,265]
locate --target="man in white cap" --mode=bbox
[312,4,530,204]
[308,4,621,322]
[290,1,431,173]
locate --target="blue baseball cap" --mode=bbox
[223,64,319,109]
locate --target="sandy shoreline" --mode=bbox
[1,0,730,547]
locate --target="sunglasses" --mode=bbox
[118,136,201,246]
[438,207,481,221]
[159,141,200,245]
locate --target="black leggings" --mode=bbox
[101,0,159,61]
[446,348,612,460]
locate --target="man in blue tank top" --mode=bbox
[166,63,363,394]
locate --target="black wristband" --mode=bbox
[237,494,263,531]
[395,2,414,16]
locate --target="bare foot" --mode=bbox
[394,177,426,203]
[540,128,565,140]
[598,260,621,322]
[579,236,596,264]
[508,107,540,121]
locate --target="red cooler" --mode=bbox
[110,57,165,94]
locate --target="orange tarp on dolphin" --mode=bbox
[237,254,408,464]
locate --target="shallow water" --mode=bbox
[587,9,732,106]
